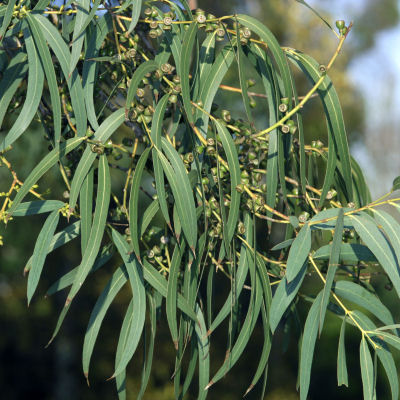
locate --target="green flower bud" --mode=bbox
[335,20,345,30]
[168,94,178,104]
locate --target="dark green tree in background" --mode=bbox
[1,1,400,399]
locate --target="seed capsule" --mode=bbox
[278,103,288,113]
[136,88,145,98]
[281,124,290,134]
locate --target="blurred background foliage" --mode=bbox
[1,0,400,398]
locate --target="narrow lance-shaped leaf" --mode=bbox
[25,221,81,275]
[0,25,44,151]
[373,209,400,265]
[299,290,323,400]
[0,0,16,44]
[180,22,198,124]
[27,210,60,305]
[150,94,171,227]
[82,265,128,380]
[208,250,263,388]
[337,317,348,387]
[69,0,90,75]
[319,208,344,334]
[235,23,252,122]
[334,280,395,327]
[129,147,151,262]
[32,14,87,137]
[82,13,112,130]
[46,246,113,296]
[313,243,376,263]
[236,14,292,101]
[287,50,353,202]
[26,14,62,144]
[112,229,146,378]
[127,0,143,34]
[68,108,125,211]
[208,212,252,334]
[351,212,400,297]
[12,200,64,217]
[137,292,159,400]
[115,298,132,400]
[80,166,94,254]
[0,51,28,129]
[360,337,374,400]
[269,261,307,333]
[196,306,210,400]
[159,138,198,252]
[166,241,185,349]
[66,154,111,305]
[285,223,311,282]
[7,137,86,218]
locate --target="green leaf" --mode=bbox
[159,138,197,252]
[136,292,159,400]
[26,14,62,145]
[82,265,128,379]
[313,243,377,263]
[166,241,185,349]
[334,281,395,327]
[198,33,216,87]
[337,318,348,387]
[129,147,151,262]
[0,25,44,151]
[0,51,28,129]
[208,212,252,334]
[27,210,60,304]
[69,0,90,75]
[236,15,292,101]
[66,154,111,304]
[285,223,311,282]
[350,212,400,297]
[195,306,210,400]
[208,249,263,387]
[179,21,198,124]
[371,331,400,352]
[319,208,344,334]
[352,312,398,400]
[115,298,132,400]
[46,245,113,296]
[82,14,112,130]
[246,43,280,222]
[80,166,94,254]
[269,262,307,333]
[127,0,143,34]
[196,45,235,137]
[0,0,16,44]
[112,229,146,378]
[125,60,158,113]
[360,337,374,400]
[299,290,323,400]
[214,119,241,245]
[72,0,102,41]
[287,51,353,202]
[392,176,400,192]
[7,137,86,218]
[244,257,273,396]
[373,209,400,266]
[142,260,197,322]
[271,238,294,251]
[12,200,64,217]
[150,94,171,227]
[235,24,252,122]
[68,108,125,211]
[32,14,87,137]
